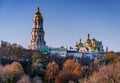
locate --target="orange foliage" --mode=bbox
[73,62,81,74]
[10,62,23,71]
[45,61,59,82]
[10,62,24,75]
[2,64,11,76]
[63,59,81,75]
[2,62,24,77]
[54,73,63,83]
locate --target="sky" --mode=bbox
[0,0,120,52]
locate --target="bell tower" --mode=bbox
[30,7,46,50]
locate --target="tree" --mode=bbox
[30,63,45,77]
[80,57,120,83]
[45,61,59,83]
[0,65,3,82]
[2,64,11,82]
[17,75,32,83]
[33,76,44,83]
[10,62,24,76]
[63,59,81,75]
[55,72,79,83]
[31,51,43,64]
[104,51,118,64]
[1,62,24,83]
[0,65,3,76]
[54,72,68,83]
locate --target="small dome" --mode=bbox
[34,7,42,16]
[85,39,91,43]
[79,43,84,47]
[75,42,79,47]
[85,34,92,44]
[85,34,92,48]
[79,39,84,47]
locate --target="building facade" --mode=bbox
[0,40,9,48]
[74,34,104,53]
[30,7,46,50]
[49,47,67,57]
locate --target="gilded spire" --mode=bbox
[34,7,41,16]
[37,7,40,12]
[80,39,81,43]
[75,42,79,47]
[85,34,92,47]
[79,39,84,47]
[88,34,90,39]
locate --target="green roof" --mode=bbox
[90,47,97,51]
[36,47,67,52]
[36,47,49,52]
[50,48,67,51]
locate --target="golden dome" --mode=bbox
[85,39,91,43]
[85,34,92,48]
[75,42,79,47]
[34,7,42,16]
[79,39,84,47]
[85,34,91,43]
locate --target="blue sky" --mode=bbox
[0,0,120,52]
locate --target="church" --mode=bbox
[30,7,46,50]
[29,7,104,58]
[74,34,104,53]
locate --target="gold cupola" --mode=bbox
[79,39,84,47]
[34,7,42,16]
[75,42,79,47]
[85,34,92,47]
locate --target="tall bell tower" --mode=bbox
[30,7,46,50]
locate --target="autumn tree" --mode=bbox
[55,59,81,83]
[10,62,24,76]
[2,64,11,83]
[0,65,3,82]
[1,62,24,83]
[0,65,3,75]
[33,76,44,83]
[45,61,59,83]
[104,51,118,64]
[17,75,32,83]
[55,72,79,83]
[30,63,45,77]
[63,59,81,75]
[80,58,120,83]
[31,51,44,64]
[89,58,99,72]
